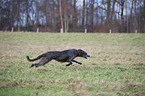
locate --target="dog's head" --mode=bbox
[78,49,90,59]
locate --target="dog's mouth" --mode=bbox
[84,55,90,59]
[84,57,87,59]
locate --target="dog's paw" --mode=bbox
[29,64,34,68]
[78,62,82,65]
[66,64,71,66]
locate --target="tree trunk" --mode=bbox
[72,0,77,32]
[129,0,134,33]
[26,0,29,31]
[59,0,63,33]
[64,8,67,33]
[67,16,69,32]
[106,0,111,27]
[111,0,116,32]
[90,0,94,32]
[86,7,88,27]
[17,0,20,32]
[143,0,145,32]
[11,0,15,29]
[126,2,128,33]
[82,0,85,28]
[121,0,125,32]
[134,0,139,33]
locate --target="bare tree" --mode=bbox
[85,2,89,28]
[144,0,145,32]
[64,1,69,32]
[106,0,111,29]
[17,0,21,32]
[72,0,77,32]
[59,0,63,33]
[90,0,94,32]
[120,0,125,32]
[111,0,116,32]
[82,0,85,28]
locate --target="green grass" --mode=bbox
[0,32,145,96]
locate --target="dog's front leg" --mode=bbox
[72,60,82,65]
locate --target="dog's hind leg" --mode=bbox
[30,57,51,68]
[66,61,72,66]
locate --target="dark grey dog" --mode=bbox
[26,49,90,68]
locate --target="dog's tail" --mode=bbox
[26,55,42,62]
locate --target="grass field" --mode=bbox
[0,32,145,96]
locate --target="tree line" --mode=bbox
[0,0,145,33]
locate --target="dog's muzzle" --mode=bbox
[87,55,90,57]
[84,55,90,59]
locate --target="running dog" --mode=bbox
[26,49,90,68]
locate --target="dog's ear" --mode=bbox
[78,49,83,51]
[78,49,84,54]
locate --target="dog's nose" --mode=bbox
[87,55,90,57]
